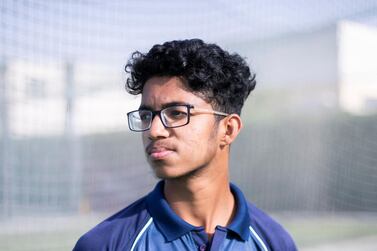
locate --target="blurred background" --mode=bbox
[1,1,377,250]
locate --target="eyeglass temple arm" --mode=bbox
[192,108,229,117]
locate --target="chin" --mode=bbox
[153,168,183,180]
[150,163,187,179]
[152,164,202,180]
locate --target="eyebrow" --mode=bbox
[139,101,191,110]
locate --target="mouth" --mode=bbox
[149,149,174,159]
[146,144,175,160]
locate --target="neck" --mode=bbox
[164,158,235,235]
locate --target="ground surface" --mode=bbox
[301,234,377,251]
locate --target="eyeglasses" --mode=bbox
[127,104,229,132]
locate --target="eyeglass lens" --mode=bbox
[128,105,190,131]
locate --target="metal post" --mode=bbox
[0,61,11,218]
[64,61,82,212]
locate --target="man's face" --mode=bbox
[141,76,222,179]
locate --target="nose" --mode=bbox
[147,114,169,139]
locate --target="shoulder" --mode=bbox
[73,196,151,251]
[247,202,297,251]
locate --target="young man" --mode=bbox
[73,39,297,251]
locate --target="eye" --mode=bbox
[164,107,188,120]
[138,111,152,121]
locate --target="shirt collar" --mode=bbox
[227,182,252,241]
[146,181,197,241]
[146,181,251,242]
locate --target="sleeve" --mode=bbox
[248,202,298,251]
[72,232,106,251]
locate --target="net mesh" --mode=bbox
[1,1,377,250]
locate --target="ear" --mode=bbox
[219,114,243,147]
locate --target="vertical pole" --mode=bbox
[65,62,82,212]
[0,61,10,219]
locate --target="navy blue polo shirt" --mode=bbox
[73,181,297,251]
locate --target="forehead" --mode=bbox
[141,76,208,109]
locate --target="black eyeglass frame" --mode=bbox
[127,104,228,132]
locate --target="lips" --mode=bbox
[146,143,175,160]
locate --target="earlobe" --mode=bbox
[220,114,243,146]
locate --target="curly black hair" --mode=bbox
[125,39,256,115]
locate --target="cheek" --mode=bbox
[142,133,148,144]
[179,125,218,157]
